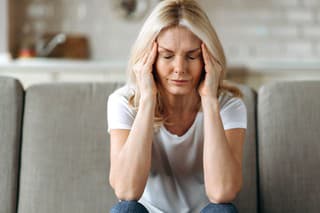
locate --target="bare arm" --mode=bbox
[199,43,245,203]
[202,98,245,203]
[109,42,158,200]
[109,97,155,200]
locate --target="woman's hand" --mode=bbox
[133,42,158,100]
[198,43,222,99]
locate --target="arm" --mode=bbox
[202,97,245,203]
[199,43,246,203]
[109,97,155,200]
[109,42,158,201]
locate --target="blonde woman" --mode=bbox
[107,0,247,212]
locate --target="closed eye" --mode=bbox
[162,55,173,59]
[187,54,200,60]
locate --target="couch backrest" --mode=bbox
[234,84,258,213]
[0,77,24,213]
[16,82,257,213]
[18,83,122,213]
[258,81,320,213]
[14,82,258,212]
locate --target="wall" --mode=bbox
[11,0,159,61]
[12,0,320,65]
[7,0,320,90]
[200,0,320,65]
[0,0,8,60]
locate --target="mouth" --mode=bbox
[170,79,189,85]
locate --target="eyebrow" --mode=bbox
[158,46,201,53]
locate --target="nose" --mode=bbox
[173,56,186,74]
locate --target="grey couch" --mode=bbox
[1,76,319,213]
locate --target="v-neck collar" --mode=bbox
[160,112,201,140]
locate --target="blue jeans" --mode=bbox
[110,200,238,213]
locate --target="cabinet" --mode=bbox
[0,59,127,88]
[2,59,320,90]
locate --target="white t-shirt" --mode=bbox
[107,85,247,213]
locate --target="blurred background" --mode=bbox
[1,0,320,89]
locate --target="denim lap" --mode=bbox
[110,200,149,213]
[200,203,238,213]
[110,201,237,213]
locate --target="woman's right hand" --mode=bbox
[133,42,158,101]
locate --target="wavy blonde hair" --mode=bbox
[127,0,242,128]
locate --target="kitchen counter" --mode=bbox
[0,58,128,88]
[1,58,320,89]
[0,58,127,72]
[1,58,320,71]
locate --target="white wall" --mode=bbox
[0,0,8,60]
[15,0,320,67]
[199,0,320,65]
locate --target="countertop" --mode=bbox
[1,58,320,73]
[1,58,320,89]
[0,58,127,72]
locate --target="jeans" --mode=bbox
[110,200,238,213]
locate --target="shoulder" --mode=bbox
[218,91,246,112]
[218,91,247,129]
[107,85,136,131]
[108,84,135,105]
[107,84,136,115]
[109,84,134,100]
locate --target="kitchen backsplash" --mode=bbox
[13,0,320,65]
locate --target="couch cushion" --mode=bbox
[258,81,320,213]
[0,77,24,213]
[18,82,122,213]
[233,84,258,213]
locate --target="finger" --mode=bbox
[146,42,158,67]
[202,43,221,70]
[142,42,156,64]
[201,43,209,66]
[201,43,213,72]
[202,43,214,67]
[141,52,149,64]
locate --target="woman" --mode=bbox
[107,0,247,212]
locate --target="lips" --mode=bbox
[171,79,189,84]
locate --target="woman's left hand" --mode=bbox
[198,43,222,99]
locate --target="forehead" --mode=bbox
[157,26,201,50]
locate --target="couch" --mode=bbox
[1,76,319,213]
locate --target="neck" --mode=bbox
[161,90,201,115]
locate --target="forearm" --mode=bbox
[112,97,155,199]
[202,97,242,203]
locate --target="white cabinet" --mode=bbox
[2,59,320,90]
[0,59,127,88]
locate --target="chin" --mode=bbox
[167,87,194,96]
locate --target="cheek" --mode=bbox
[193,72,202,84]
[192,62,204,76]
[155,59,170,78]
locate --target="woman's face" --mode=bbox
[155,26,204,96]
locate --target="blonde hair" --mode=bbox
[127,0,242,128]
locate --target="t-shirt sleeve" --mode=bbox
[107,93,135,133]
[220,97,247,130]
